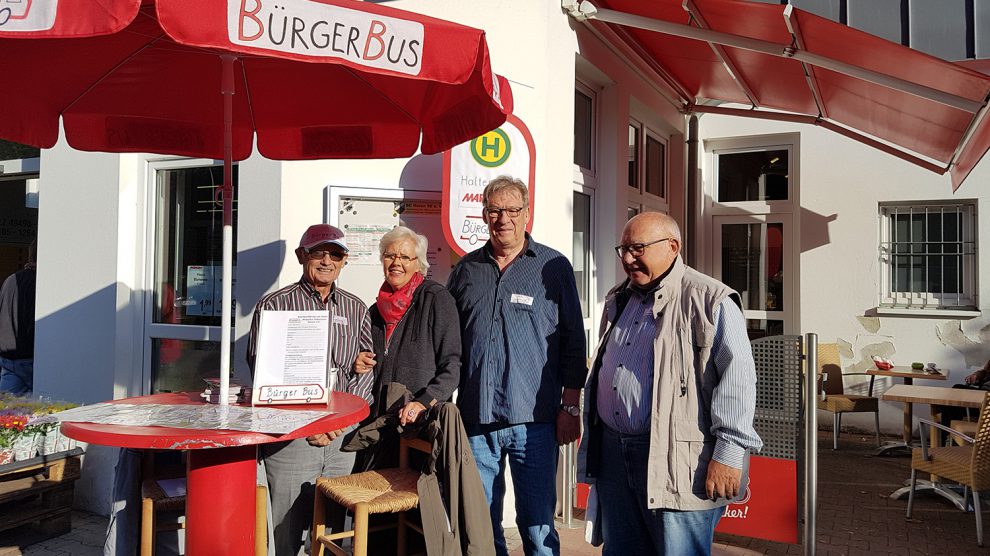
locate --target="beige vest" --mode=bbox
[597,257,735,510]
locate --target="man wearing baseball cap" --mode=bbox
[247,224,375,556]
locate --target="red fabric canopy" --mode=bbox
[0,0,512,160]
[575,0,990,190]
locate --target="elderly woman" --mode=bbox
[353,225,461,470]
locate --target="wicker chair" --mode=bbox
[816,343,881,450]
[907,392,990,547]
[140,480,267,556]
[312,437,431,556]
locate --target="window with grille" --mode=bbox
[878,202,977,310]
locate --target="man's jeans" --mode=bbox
[597,427,722,555]
[467,422,559,556]
[0,357,32,395]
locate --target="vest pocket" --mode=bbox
[674,418,714,496]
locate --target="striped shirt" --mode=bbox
[596,295,761,467]
[246,278,374,403]
[446,236,587,425]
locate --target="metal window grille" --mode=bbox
[878,202,977,309]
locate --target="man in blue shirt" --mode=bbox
[447,175,587,556]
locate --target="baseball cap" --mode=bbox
[299,224,348,252]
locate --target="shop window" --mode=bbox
[879,202,977,310]
[628,121,667,203]
[572,191,592,319]
[716,148,789,202]
[153,165,238,326]
[574,87,595,172]
[148,163,237,394]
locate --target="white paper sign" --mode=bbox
[228,0,424,75]
[252,310,330,405]
[0,0,58,32]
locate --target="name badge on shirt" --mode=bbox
[332,315,349,326]
[510,293,534,306]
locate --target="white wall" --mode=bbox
[697,113,990,434]
[34,141,142,511]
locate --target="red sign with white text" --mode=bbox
[714,455,799,544]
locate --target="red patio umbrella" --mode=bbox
[0,0,511,407]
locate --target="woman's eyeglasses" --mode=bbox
[382,253,418,264]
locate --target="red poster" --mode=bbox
[715,455,799,544]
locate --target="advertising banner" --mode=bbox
[442,114,535,256]
[715,455,799,544]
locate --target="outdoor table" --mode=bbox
[868,366,947,455]
[60,392,369,555]
[880,384,984,509]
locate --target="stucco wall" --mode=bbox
[697,113,990,435]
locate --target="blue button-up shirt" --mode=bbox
[447,236,587,425]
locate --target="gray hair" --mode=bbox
[483,175,528,208]
[378,225,430,274]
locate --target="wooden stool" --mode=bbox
[312,438,429,556]
[140,480,268,556]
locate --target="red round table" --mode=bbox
[60,391,369,555]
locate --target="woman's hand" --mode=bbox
[354,351,376,374]
[398,401,427,426]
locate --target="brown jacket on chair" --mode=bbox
[344,383,495,556]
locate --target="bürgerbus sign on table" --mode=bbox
[442,114,535,256]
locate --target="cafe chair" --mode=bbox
[311,437,431,556]
[950,418,980,446]
[140,479,268,556]
[907,391,990,547]
[816,342,881,450]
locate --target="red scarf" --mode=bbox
[377,272,425,343]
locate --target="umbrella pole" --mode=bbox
[219,54,236,406]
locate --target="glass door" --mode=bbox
[712,214,794,340]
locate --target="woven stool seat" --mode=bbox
[316,468,420,514]
[140,479,186,512]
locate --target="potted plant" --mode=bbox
[0,411,28,465]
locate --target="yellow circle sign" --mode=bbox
[470,128,511,167]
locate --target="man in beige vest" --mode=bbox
[582,212,762,555]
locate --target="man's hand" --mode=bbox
[556,410,581,445]
[398,401,427,426]
[706,459,742,500]
[306,433,330,447]
[354,351,376,374]
[306,428,347,447]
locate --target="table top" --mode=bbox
[881,384,987,408]
[867,366,947,380]
[60,391,369,450]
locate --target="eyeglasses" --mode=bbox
[483,206,526,219]
[382,253,418,264]
[304,248,346,262]
[614,237,672,258]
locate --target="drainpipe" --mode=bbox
[686,114,699,267]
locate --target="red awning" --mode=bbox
[566,0,990,190]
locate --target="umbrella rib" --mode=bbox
[782,5,829,120]
[337,64,420,131]
[237,60,259,140]
[62,32,169,115]
[682,0,759,109]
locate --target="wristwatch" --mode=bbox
[559,404,580,417]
